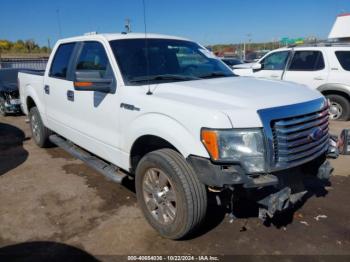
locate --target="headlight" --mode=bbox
[201,128,266,173]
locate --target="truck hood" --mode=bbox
[152,76,323,127]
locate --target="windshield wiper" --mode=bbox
[129,74,200,83]
[199,72,233,79]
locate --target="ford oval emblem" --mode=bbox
[308,127,323,141]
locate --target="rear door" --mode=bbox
[252,50,290,80]
[44,42,77,136]
[283,50,329,89]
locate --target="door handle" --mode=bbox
[67,90,74,101]
[314,77,324,80]
[270,74,280,78]
[44,85,50,94]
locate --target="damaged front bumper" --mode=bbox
[188,137,338,219]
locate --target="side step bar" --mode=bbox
[49,134,126,183]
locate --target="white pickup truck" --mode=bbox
[19,33,337,239]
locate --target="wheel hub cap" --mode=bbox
[329,102,342,120]
[143,168,177,225]
[31,115,40,140]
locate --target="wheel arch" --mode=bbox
[125,113,209,173]
[129,135,179,173]
[317,83,350,101]
[26,96,37,112]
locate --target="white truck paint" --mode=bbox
[233,45,350,120]
[19,33,335,239]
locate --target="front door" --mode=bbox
[67,41,121,164]
[252,50,290,80]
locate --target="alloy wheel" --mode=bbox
[142,168,177,225]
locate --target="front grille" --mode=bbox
[272,107,329,168]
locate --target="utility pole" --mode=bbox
[243,33,251,61]
[125,18,131,33]
[243,42,246,61]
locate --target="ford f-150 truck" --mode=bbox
[19,33,337,239]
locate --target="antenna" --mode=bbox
[142,0,152,95]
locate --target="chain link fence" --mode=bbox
[0,58,48,71]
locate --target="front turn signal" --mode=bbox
[201,129,219,160]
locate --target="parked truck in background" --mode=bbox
[19,33,337,239]
[233,44,350,121]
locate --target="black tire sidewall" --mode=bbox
[135,152,192,239]
[29,107,46,147]
[327,94,350,121]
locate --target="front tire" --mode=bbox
[326,94,350,121]
[135,149,207,239]
[29,107,52,148]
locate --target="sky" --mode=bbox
[0,0,349,47]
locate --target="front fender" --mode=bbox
[123,113,210,159]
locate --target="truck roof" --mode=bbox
[58,33,189,44]
[272,42,350,52]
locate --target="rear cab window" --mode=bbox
[288,50,325,71]
[335,51,350,71]
[49,43,76,79]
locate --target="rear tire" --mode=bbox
[29,107,52,148]
[326,94,350,121]
[0,97,7,117]
[135,149,207,239]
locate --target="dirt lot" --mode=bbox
[0,115,349,259]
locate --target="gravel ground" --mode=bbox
[0,115,349,260]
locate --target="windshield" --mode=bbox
[109,38,235,85]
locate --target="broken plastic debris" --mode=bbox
[228,213,236,223]
[314,214,327,221]
[300,221,309,226]
[294,212,304,219]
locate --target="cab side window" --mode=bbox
[288,51,325,71]
[75,41,112,79]
[260,51,289,70]
[335,51,350,71]
[49,43,76,79]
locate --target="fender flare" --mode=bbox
[124,113,209,160]
[25,87,48,125]
[317,83,350,98]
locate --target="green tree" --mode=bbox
[0,40,12,51]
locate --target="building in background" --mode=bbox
[329,13,350,42]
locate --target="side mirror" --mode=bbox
[74,71,114,93]
[251,63,262,71]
